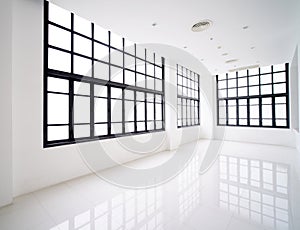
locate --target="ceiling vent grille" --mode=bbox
[191,20,212,32]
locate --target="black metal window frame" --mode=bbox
[177,64,200,128]
[216,63,290,128]
[44,1,165,148]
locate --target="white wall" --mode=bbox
[0,0,13,207]
[11,0,212,197]
[290,46,299,132]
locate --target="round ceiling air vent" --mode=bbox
[191,20,213,32]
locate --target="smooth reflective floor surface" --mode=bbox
[1,140,300,230]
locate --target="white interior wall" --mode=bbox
[11,0,213,197]
[0,0,13,208]
[290,46,299,132]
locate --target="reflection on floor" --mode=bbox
[219,155,289,229]
[0,140,299,230]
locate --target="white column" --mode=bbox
[0,0,13,207]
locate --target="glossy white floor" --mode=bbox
[1,140,300,230]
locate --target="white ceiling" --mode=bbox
[53,0,300,75]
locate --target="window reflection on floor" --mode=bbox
[50,187,163,230]
[219,155,289,230]
[178,154,201,223]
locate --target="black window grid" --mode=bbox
[216,63,289,128]
[44,1,165,147]
[177,64,200,128]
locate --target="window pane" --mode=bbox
[49,25,71,50]
[238,77,247,87]
[260,65,271,74]
[74,125,90,138]
[111,66,123,83]
[111,99,123,122]
[249,68,259,75]
[136,73,145,88]
[238,87,247,97]
[94,98,107,122]
[125,55,135,71]
[137,121,145,131]
[147,121,154,130]
[48,48,71,72]
[112,123,122,134]
[95,124,108,136]
[74,56,92,77]
[74,96,90,123]
[147,63,155,76]
[147,102,154,121]
[124,40,135,55]
[48,93,69,124]
[94,43,109,61]
[273,72,285,83]
[125,101,134,121]
[249,76,259,86]
[125,122,135,133]
[276,120,287,127]
[94,62,109,80]
[48,77,69,93]
[274,83,286,94]
[74,35,92,57]
[111,87,122,99]
[155,66,162,79]
[74,81,90,95]
[275,104,286,119]
[260,74,272,84]
[137,102,145,121]
[94,25,108,44]
[156,121,163,129]
[273,63,286,72]
[249,86,259,96]
[48,125,68,141]
[125,70,135,86]
[147,77,155,90]
[110,50,123,67]
[74,15,91,37]
[136,61,145,74]
[261,85,272,95]
[49,3,71,29]
[94,85,107,98]
[110,32,123,50]
[156,103,162,120]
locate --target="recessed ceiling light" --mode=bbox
[250,46,255,50]
[191,20,213,32]
[243,26,249,30]
[217,46,222,49]
[225,59,238,64]
[210,37,214,41]
[222,53,228,56]
[200,59,204,61]
[183,46,187,49]
[152,22,157,27]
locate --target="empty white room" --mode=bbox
[1,0,300,229]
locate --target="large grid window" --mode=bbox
[216,63,289,128]
[44,2,165,147]
[177,64,200,128]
